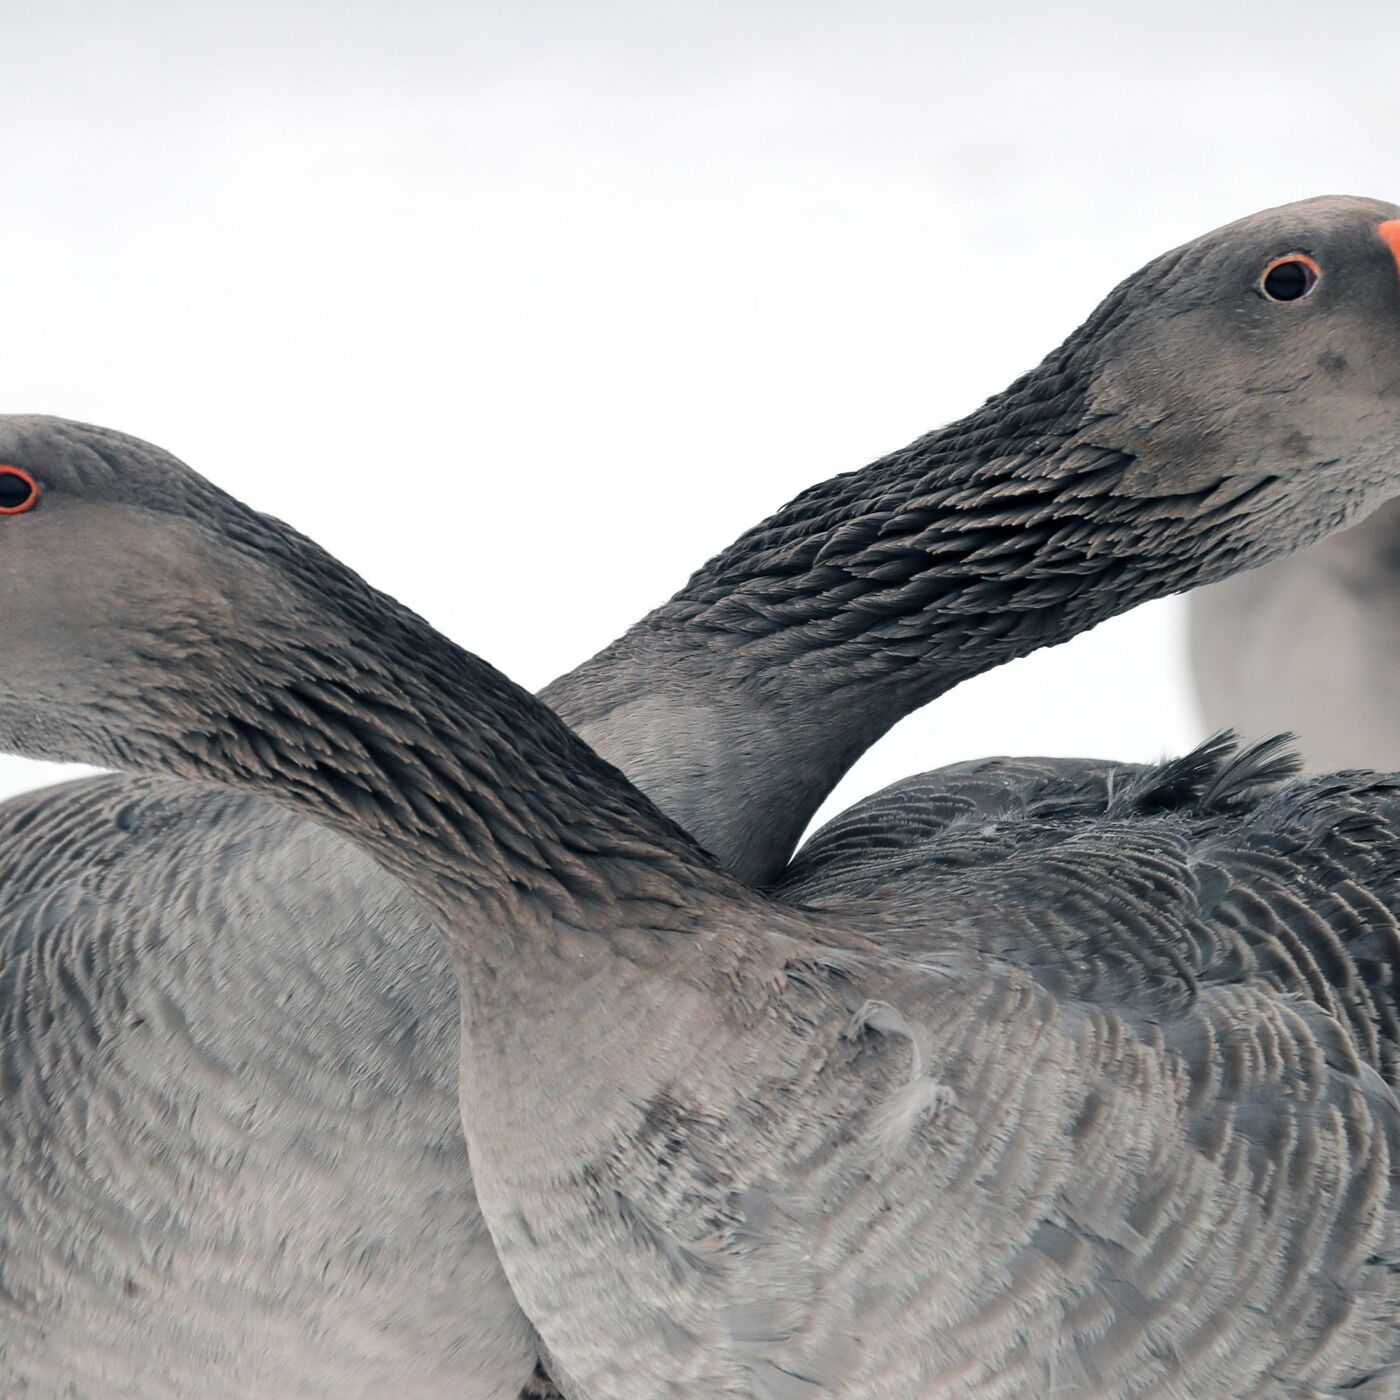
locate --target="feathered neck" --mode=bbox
[549,263,1278,880]
[110,506,737,968]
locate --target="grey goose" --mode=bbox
[3,195,1400,1395]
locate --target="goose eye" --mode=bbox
[1260,254,1320,303]
[0,466,38,514]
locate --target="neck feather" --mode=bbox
[549,329,1276,881]
[123,518,731,962]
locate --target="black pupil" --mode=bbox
[0,471,33,509]
[1263,259,1312,302]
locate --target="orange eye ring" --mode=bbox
[0,465,39,514]
[1259,253,1321,303]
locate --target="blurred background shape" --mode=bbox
[1191,499,1400,773]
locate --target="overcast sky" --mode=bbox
[1,0,1396,831]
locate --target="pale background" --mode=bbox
[1,1,1395,835]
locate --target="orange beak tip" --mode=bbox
[1379,219,1400,275]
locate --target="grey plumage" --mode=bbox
[1191,495,1400,772]
[0,779,523,1398]
[5,194,1400,1396]
[0,476,859,1394]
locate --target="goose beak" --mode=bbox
[1380,220,1400,278]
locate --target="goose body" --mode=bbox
[0,643,861,1398]
[5,195,1400,1396]
[0,599,882,1391]
[0,413,899,1392]
[1191,496,1400,771]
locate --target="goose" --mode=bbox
[3,195,1400,1397]
[1190,495,1400,770]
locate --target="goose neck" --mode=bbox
[139,525,735,971]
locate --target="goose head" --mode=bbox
[1078,194,1400,519]
[676,194,1400,695]
[0,417,357,774]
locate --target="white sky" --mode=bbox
[1,0,1397,833]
